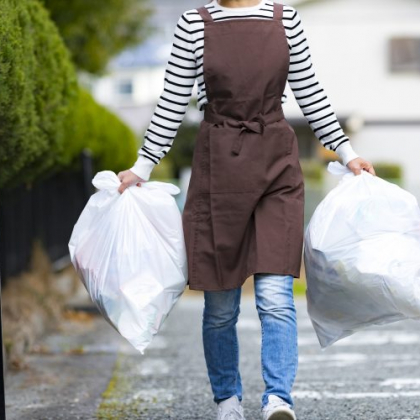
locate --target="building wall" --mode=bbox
[283,0,420,120]
[89,0,420,195]
[352,124,420,195]
[282,0,420,195]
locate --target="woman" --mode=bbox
[118,1,376,419]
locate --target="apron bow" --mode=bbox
[203,106,285,156]
[232,113,266,155]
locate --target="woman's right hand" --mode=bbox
[346,157,376,176]
[117,169,146,194]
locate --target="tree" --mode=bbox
[0,0,138,190]
[0,0,76,189]
[41,0,156,74]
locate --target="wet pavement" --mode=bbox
[5,293,420,420]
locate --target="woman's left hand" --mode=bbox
[346,157,376,176]
[117,169,146,194]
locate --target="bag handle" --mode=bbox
[327,161,353,176]
[92,171,180,195]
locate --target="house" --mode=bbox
[89,0,204,133]
[285,0,420,195]
[89,0,420,196]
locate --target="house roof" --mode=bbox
[109,0,202,68]
[109,39,172,68]
[109,0,309,69]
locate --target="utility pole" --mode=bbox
[0,273,6,420]
[0,198,7,419]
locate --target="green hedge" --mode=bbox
[0,0,138,190]
[0,0,76,189]
[300,159,324,183]
[60,87,138,174]
[42,0,154,75]
[371,162,402,180]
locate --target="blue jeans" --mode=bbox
[202,273,298,409]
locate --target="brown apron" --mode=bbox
[182,3,305,291]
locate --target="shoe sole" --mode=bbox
[267,407,296,420]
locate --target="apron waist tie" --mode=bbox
[204,107,285,155]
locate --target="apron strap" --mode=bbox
[273,3,283,22]
[197,6,213,23]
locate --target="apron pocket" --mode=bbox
[208,125,263,194]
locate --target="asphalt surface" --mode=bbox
[5,293,420,420]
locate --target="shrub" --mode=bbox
[371,162,402,181]
[60,87,138,174]
[300,159,324,183]
[0,0,76,189]
[0,0,138,190]
[42,0,154,75]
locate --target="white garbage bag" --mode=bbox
[68,170,188,354]
[304,161,420,348]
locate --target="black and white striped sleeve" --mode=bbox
[130,12,197,181]
[286,7,359,166]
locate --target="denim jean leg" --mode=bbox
[254,273,298,409]
[202,287,243,403]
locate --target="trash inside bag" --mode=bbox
[304,161,420,349]
[68,171,188,354]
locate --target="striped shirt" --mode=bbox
[130,0,359,181]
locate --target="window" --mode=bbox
[389,37,420,73]
[116,80,133,95]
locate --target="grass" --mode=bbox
[293,278,307,296]
[184,274,308,297]
[96,352,147,420]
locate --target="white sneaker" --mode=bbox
[216,395,246,420]
[261,395,296,420]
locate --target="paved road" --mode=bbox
[5,294,420,419]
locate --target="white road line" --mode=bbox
[299,353,368,362]
[292,390,420,400]
[237,318,260,330]
[296,331,420,347]
[137,358,170,376]
[297,355,420,369]
[380,378,420,389]
[130,388,174,403]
